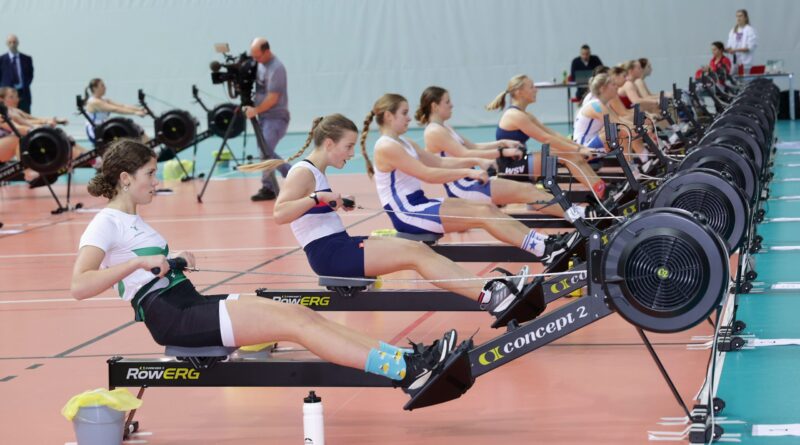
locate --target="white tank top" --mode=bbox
[85,98,111,141]
[374,135,425,207]
[289,160,346,247]
[428,122,465,158]
[572,99,603,145]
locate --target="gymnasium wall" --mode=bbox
[1,0,797,135]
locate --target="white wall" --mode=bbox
[1,0,797,135]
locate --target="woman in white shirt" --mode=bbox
[70,138,460,398]
[726,9,757,72]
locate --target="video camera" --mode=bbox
[209,43,257,106]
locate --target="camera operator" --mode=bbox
[242,37,290,201]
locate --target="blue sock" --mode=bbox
[364,348,407,381]
[380,341,412,355]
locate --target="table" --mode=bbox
[737,72,795,120]
[534,81,588,133]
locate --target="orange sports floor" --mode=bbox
[0,175,714,444]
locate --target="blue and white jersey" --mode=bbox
[85,108,110,143]
[289,160,346,247]
[430,123,492,203]
[374,135,444,234]
[573,99,605,150]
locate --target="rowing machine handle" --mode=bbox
[633,104,644,127]
[603,115,619,149]
[328,197,356,209]
[151,257,188,275]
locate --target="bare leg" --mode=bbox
[552,150,600,189]
[439,198,531,248]
[225,295,378,369]
[0,137,18,162]
[363,237,484,299]
[489,177,564,217]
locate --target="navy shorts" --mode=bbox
[304,232,367,278]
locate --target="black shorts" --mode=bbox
[140,280,232,347]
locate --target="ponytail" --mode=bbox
[291,116,324,163]
[84,78,102,101]
[360,110,375,177]
[239,114,356,174]
[485,90,507,111]
[416,86,447,125]
[361,93,407,178]
[486,74,529,111]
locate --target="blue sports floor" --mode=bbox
[710,126,800,444]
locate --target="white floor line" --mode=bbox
[1,211,378,228]
[0,239,496,260]
[0,245,300,259]
[765,217,800,223]
[0,297,119,305]
[765,246,800,251]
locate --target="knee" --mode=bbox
[281,303,322,338]
[396,239,434,267]
[476,202,501,217]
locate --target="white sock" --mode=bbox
[521,230,547,256]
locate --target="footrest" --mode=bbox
[396,232,443,245]
[164,345,237,358]
[403,339,475,411]
[490,278,547,329]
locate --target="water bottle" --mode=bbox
[303,390,324,445]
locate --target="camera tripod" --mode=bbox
[196,105,277,203]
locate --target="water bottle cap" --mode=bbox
[304,390,322,403]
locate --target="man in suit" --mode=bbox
[570,44,603,100]
[0,34,34,113]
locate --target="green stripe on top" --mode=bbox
[132,245,168,257]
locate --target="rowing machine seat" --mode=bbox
[395,232,443,244]
[318,277,374,288]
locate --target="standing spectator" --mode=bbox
[570,44,603,99]
[725,9,757,73]
[243,37,290,201]
[0,34,34,113]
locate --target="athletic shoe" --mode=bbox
[400,329,457,393]
[540,231,581,265]
[639,158,657,175]
[479,266,528,316]
[512,265,530,292]
[251,187,277,201]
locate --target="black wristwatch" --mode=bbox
[309,192,319,205]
